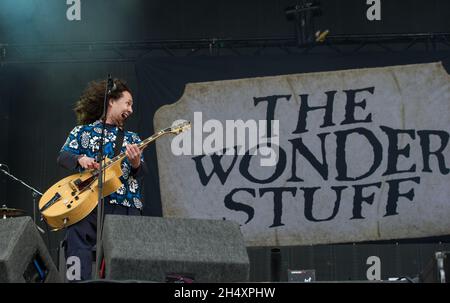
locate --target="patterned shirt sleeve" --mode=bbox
[61,125,83,155]
[57,126,83,171]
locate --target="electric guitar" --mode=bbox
[39,121,190,230]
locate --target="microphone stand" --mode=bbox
[0,166,45,234]
[94,75,114,280]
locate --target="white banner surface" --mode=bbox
[154,62,450,246]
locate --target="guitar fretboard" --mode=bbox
[104,126,173,169]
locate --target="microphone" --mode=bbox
[107,75,116,94]
[0,163,9,173]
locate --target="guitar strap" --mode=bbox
[114,127,125,157]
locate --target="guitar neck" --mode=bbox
[105,127,172,168]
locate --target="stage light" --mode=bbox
[285,1,322,46]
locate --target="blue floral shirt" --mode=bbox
[60,120,145,209]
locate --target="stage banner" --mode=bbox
[154,62,450,246]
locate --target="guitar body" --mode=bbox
[39,159,123,229]
[39,121,191,230]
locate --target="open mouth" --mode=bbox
[121,112,129,119]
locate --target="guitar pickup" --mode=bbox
[69,178,82,191]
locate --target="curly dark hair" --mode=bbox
[74,78,131,125]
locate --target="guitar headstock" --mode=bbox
[167,121,191,135]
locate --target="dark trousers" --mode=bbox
[64,202,141,281]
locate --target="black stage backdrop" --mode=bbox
[1,50,449,263]
[0,62,138,259]
[1,0,449,43]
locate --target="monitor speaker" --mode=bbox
[102,215,250,282]
[0,217,61,282]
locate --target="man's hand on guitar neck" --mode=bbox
[77,155,100,170]
[126,144,142,169]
